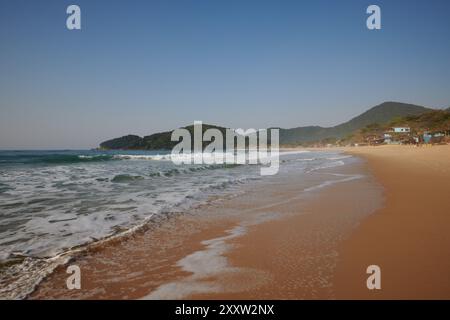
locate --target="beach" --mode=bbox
[193,145,450,299]
[3,0,450,306]
[335,145,450,299]
[201,144,450,299]
[22,145,450,299]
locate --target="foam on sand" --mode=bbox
[144,212,280,299]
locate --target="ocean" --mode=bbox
[0,149,356,298]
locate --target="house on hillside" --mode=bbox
[423,130,449,144]
[382,127,412,144]
[383,133,392,144]
[392,127,411,133]
[364,134,384,145]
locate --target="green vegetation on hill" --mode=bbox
[99,101,442,150]
[279,102,432,144]
[100,124,229,150]
[99,135,144,150]
[388,110,450,133]
[349,109,450,145]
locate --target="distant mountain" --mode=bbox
[280,102,432,144]
[100,124,229,150]
[100,101,434,149]
[100,135,145,150]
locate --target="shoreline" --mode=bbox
[186,159,382,299]
[30,150,381,299]
[182,145,450,299]
[27,145,450,299]
[30,150,376,299]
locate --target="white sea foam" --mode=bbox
[303,174,364,192]
[307,160,346,172]
[113,154,172,161]
[144,212,280,299]
[326,155,352,161]
[113,150,309,163]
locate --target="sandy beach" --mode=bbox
[29,145,450,299]
[334,145,450,299]
[182,145,450,299]
[204,145,450,299]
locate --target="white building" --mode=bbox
[393,127,410,133]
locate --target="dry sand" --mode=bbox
[334,145,450,299]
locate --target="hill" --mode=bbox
[99,135,145,150]
[388,109,450,133]
[280,102,432,144]
[351,109,450,145]
[100,124,229,150]
[99,101,435,149]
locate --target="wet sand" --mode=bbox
[185,160,382,299]
[31,209,238,299]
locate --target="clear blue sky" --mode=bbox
[1,0,449,149]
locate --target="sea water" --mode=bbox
[0,149,354,298]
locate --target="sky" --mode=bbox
[1,0,450,149]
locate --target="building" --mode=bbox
[423,131,448,144]
[383,127,412,144]
[393,127,410,133]
[383,133,392,144]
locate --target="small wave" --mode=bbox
[111,174,144,183]
[144,164,241,178]
[326,155,352,161]
[0,255,71,300]
[307,160,345,172]
[0,182,12,194]
[0,154,116,165]
[113,154,171,161]
[114,153,235,163]
[114,151,301,164]
[51,155,115,164]
[303,174,364,192]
